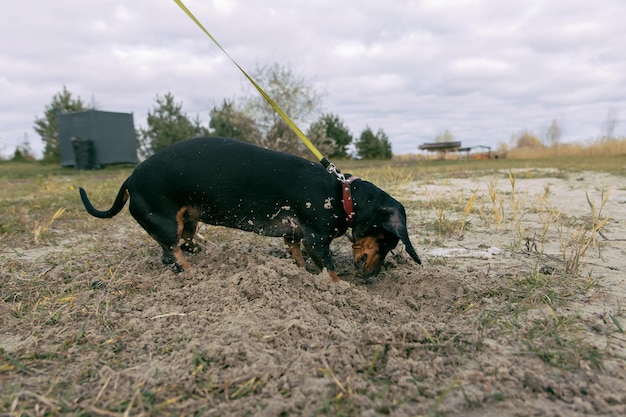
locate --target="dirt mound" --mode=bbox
[111,240,466,415]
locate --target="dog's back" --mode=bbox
[127,137,340,224]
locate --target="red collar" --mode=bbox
[341,176,359,227]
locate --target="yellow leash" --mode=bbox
[173,0,338,173]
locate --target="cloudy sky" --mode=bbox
[1,0,625,158]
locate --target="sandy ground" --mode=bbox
[1,168,626,416]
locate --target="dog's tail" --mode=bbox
[79,178,130,219]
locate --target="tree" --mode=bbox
[11,136,36,162]
[209,99,262,143]
[435,129,455,143]
[602,108,618,140]
[378,130,393,159]
[545,119,562,147]
[242,63,323,155]
[513,129,542,148]
[138,93,209,157]
[305,119,338,160]
[309,113,353,158]
[34,86,87,162]
[354,126,392,159]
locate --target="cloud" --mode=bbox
[1,0,625,158]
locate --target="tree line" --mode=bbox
[33,63,393,163]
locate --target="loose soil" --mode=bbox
[1,168,626,416]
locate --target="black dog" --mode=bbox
[79,137,421,281]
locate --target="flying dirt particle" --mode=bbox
[324,198,333,209]
[270,207,282,219]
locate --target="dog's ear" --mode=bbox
[382,207,421,265]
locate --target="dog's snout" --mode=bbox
[352,236,384,277]
[355,253,367,270]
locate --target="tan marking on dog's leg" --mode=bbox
[172,246,191,271]
[328,270,341,283]
[175,207,187,241]
[285,238,305,267]
[173,207,195,269]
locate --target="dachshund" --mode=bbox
[79,137,421,281]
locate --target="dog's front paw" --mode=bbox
[162,253,184,273]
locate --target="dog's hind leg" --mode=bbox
[129,199,191,271]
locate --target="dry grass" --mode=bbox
[507,137,626,159]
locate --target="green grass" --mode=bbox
[0,160,135,179]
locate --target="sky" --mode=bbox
[1,0,625,158]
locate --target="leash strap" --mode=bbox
[173,0,334,172]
